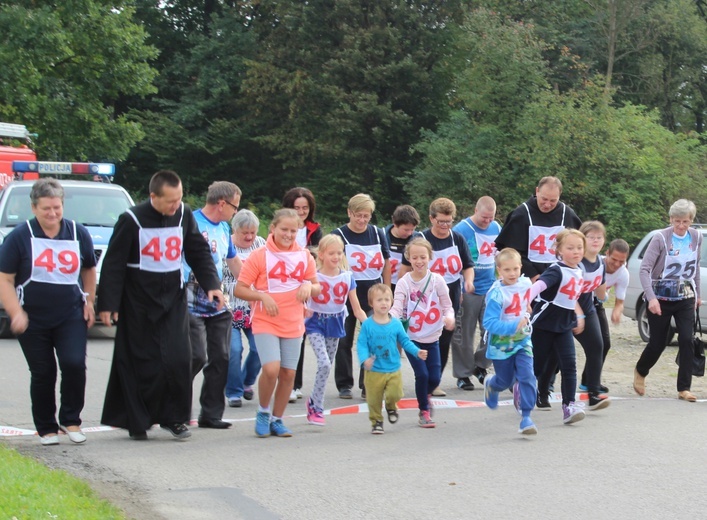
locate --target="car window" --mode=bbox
[0,185,132,227]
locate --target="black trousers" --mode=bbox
[190,311,232,420]
[18,313,87,436]
[636,297,695,392]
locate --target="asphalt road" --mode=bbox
[2,333,707,519]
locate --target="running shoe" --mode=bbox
[588,393,611,411]
[484,376,498,410]
[243,386,254,401]
[418,410,436,428]
[269,419,293,437]
[473,367,488,384]
[386,409,399,424]
[518,416,538,435]
[456,377,475,390]
[338,388,353,399]
[578,383,588,392]
[536,392,551,410]
[255,411,271,438]
[372,421,384,434]
[288,390,297,403]
[562,401,586,424]
[294,388,303,399]
[227,397,242,408]
[512,381,521,415]
[306,399,325,426]
[160,423,191,439]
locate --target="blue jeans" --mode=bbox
[225,328,261,399]
[405,341,441,411]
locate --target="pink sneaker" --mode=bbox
[306,400,325,426]
[307,411,325,426]
[418,410,435,428]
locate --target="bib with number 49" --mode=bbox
[28,220,82,285]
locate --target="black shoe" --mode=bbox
[456,377,475,390]
[198,418,232,429]
[536,393,552,410]
[129,430,148,441]
[243,387,255,401]
[588,393,611,411]
[473,368,488,384]
[339,388,353,399]
[361,388,366,399]
[160,423,192,439]
[599,384,610,393]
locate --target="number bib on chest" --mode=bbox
[30,237,81,285]
[389,250,403,285]
[474,233,498,267]
[661,239,699,281]
[430,244,463,284]
[345,243,384,281]
[406,282,443,340]
[581,263,604,294]
[499,278,532,322]
[309,271,350,314]
[528,225,563,264]
[139,227,183,273]
[266,249,308,293]
[552,265,583,309]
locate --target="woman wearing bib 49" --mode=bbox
[235,209,320,437]
[634,200,702,401]
[529,229,586,425]
[0,179,96,445]
[391,238,455,428]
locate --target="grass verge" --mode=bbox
[0,443,125,519]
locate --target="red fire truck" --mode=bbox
[0,123,38,189]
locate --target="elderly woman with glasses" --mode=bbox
[0,178,97,445]
[223,209,266,408]
[634,199,702,401]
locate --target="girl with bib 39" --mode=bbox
[391,238,455,428]
[235,209,321,437]
[304,235,367,426]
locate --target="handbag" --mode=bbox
[400,273,432,332]
[675,310,706,377]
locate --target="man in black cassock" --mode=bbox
[98,170,224,440]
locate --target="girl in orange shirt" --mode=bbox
[235,209,320,437]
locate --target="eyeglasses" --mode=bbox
[224,200,239,212]
[585,235,604,241]
[352,213,371,221]
[434,218,454,227]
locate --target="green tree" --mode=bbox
[0,0,157,162]
[516,84,707,245]
[240,0,463,219]
[408,8,548,215]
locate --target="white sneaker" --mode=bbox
[294,388,303,399]
[289,390,297,403]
